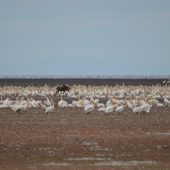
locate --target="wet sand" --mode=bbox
[0,107,170,170]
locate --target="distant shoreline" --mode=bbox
[0,78,169,86]
[0,75,170,79]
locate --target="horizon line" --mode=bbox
[0,75,170,79]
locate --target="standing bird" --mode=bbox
[40,103,47,112]
[126,100,134,110]
[45,100,55,114]
[58,95,68,108]
[164,98,170,106]
[84,104,95,114]
[84,100,96,114]
[10,104,27,113]
[133,104,150,113]
[44,97,52,107]
[115,105,124,113]
[105,105,115,113]
[45,105,55,114]
[97,103,105,108]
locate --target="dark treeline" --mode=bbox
[0,78,168,86]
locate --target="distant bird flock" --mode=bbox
[0,81,170,114]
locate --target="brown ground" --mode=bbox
[0,107,170,170]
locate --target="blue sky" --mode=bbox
[0,0,170,76]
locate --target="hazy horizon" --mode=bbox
[0,0,170,75]
[0,74,170,79]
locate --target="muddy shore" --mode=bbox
[0,106,170,170]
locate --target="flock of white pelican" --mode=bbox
[0,83,170,114]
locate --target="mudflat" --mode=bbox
[0,107,170,170]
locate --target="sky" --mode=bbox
[0,0,170,76]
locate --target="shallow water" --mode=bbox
[29,159,158,169]
[65,157,111,161]
[42,162,71,166]
[154,132,170,136]
[146,132,170,136]
[94,160,157,167]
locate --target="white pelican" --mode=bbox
[40,103,47,112]
[2,98,9,106]
[133,104,150,113]
[106,98,113,106]
[58,96,68,108]
[84,104,95,113]
[0,104,9,109]
[10,104,27,113]
[126,100,134,110]
[28,98,38,108]
[105,105,114,113]
[90,97,99,105]
[115,105,124,113]
[44,97,52,107]
[164,98,170,106]
[45,105,55,114]
[72,96,84,108]
[97,103,105,108]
